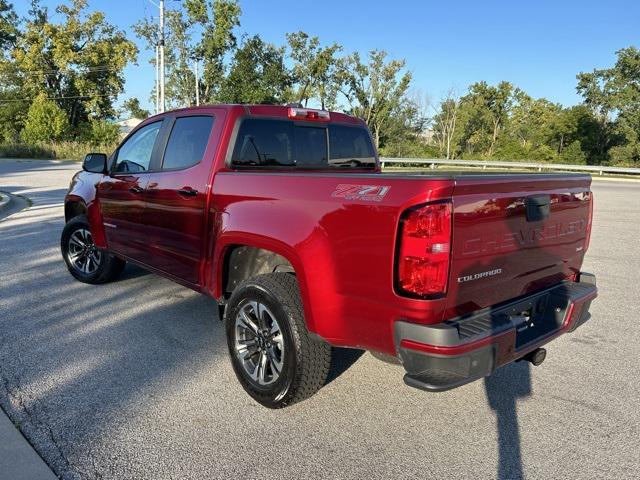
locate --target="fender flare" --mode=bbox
[212,232,319,333]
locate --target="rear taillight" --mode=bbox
[396,201,452,297]
[585,191,593,251]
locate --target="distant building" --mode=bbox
[420,129,436,145]
[116,118,143,137]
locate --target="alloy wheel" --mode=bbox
[234,300,285,386]
[66,228,102,275]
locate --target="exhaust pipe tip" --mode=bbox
[521,347,547,366]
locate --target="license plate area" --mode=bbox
[445,282,595,351]
[511,292,568,349]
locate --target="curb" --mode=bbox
[0,407,57,480]
[0,192,12,213]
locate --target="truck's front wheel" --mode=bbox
[225,273,331,408]
[61,215,125,284]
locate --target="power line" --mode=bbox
[0,93,116,104]
[1,65,124,77]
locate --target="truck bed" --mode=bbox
[212,169,592,353]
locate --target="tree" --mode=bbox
[185,0,241,102]
[122,98,150,119]
[0,0,17,52]
[0,92,25,142]
[455,81,517,157]
[339,50,412,149]
[378,96,430,157]
[217,35,291,104]
[21,93,69,143]
[10,0,137,129]
[79,119,119,146]
[547,105,597,159]
[577,47,640,164]
[432,89,460,159]
[510,93,559,149]
[286,31,342,109]
[134,8,198,109]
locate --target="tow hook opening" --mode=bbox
[518,347,547,366]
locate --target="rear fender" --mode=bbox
[212,232,331,337]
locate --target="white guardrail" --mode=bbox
[380,157,640,176]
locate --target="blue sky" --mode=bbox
[13,0,640,112]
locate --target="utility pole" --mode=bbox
[159,0,165,112]
[194,59,200,106]
[155,44,160,114]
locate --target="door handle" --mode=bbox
[178,188,198,197]
[129,186,144,194]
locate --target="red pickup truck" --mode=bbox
[62,104,597,408]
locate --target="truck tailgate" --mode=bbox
[445,174,593,318]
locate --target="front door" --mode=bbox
[141,111,220,285]
[97,120,164,259]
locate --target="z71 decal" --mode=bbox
[332,184,391,202]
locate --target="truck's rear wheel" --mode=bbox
[225,273,331,408]
[61,215,126,284]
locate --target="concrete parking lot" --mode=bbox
[1,159,639,479]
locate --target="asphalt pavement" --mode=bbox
[0,158,638,479]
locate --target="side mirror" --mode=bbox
[82,153,108,174]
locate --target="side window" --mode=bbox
[114,122,162,173]
[232,119,294,166]
[162,116,214,170]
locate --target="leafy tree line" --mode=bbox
[0,0,638,167]
[429,48,640,167]
[0,0,137,148]
[132,0,415,150]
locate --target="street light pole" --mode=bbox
[155,44,160,114]
[159,0,165,112]
[194,59,200,106]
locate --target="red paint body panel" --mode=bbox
[445,176,592,319]
[211,171,454,351]
[64,104,595,357]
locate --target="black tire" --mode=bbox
[61,215,126,284]
[225,273,331,408]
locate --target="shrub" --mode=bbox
[79,119,120,146]
[21,94,70,143]
[559,141,587,164]
[0,140,117,161]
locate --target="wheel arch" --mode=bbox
[213,235,319,334]
[64,195,107,248]
[64,198,87,222]
[223,245,295,296]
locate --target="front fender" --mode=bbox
[65,171,107,248]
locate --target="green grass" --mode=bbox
[0,141,116,161]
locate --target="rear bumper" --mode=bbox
[395,273,597,392]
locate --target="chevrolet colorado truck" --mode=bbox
[62,104,597,408]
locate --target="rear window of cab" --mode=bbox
[231,119,376,169]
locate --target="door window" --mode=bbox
[162,116,214,170]
[114,121,162,173]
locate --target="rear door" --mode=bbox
[140,110,221,285]
[97,120,164,259]
[445,174,592,318]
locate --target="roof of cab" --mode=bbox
[145,104,365,126]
